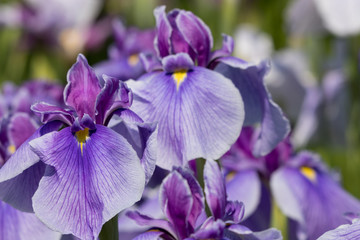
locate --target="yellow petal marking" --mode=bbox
[172,70,187,90]
[7,145,16,155]
[75,128,90,156]
[128,54,139,66]
[300,166,316,182]
[226,171,236,182]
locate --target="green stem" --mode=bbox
[99,214,119,240]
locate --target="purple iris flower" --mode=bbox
[0,54,157,240]
[95,19,156,81]
[220,127,292,230]
[127,159,282,239]
[127,6,245,170]
[270,151,360,240]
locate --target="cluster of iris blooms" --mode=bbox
[0,3,359,240]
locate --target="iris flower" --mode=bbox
[0,54,157,240]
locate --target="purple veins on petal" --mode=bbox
[30,125,145,240]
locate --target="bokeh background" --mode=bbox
[1,0,360,236]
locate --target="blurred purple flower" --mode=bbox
[270,151,360,240]
[95,19,156,81]
[0,54,157,240]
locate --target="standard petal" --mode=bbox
[0,201,61,240]
[64,54,101,119]
[214,58,290,156]
[128,67,244,169]
[160,171,194,239]
[95,76,132,125]
[270,153,360,239]
[154,6,172,58]
[30,125,145,240]
[204,159,227,220]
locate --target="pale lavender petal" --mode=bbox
[226,170,261,219]
[227,227,283,240]
[128,67,244,169]
[30,125,145,240]
[214,58,290,156]
[0,201,61,240]
[318,219,360,240]
[64,54,101,119]
[0,121,61,182]
[7,112,37,148]
[160,171,194,238]
[204,159,226,220]
[31,102,74,126]
[139,53,163,73]
[270,152,360,239]
[126,211,176,237]
[110,109,158,184]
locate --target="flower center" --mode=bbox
[75,128,90,155]
[300,166,316,182]
[172,69,187,90]
[128,54,139,66]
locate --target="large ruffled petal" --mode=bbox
[30,125,145,240]
[64,54,101,119]
[0,201,61,240]
[318,218,360,240]
[270,152,360,239]
[214,58,290,156]
[128,66,244,169]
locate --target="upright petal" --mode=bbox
[30,125,145,240]
[204,159,226,220]
[64,54,101,119]
[214,58,290,156]
[154,6,172,58]
[160,171,194,239]
[128,66,244,169]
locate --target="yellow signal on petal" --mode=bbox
[128,54,139,66]
[7,145,16,155]
[172,70,187,90]
[75,128,90,156]
[300,166,316,182]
